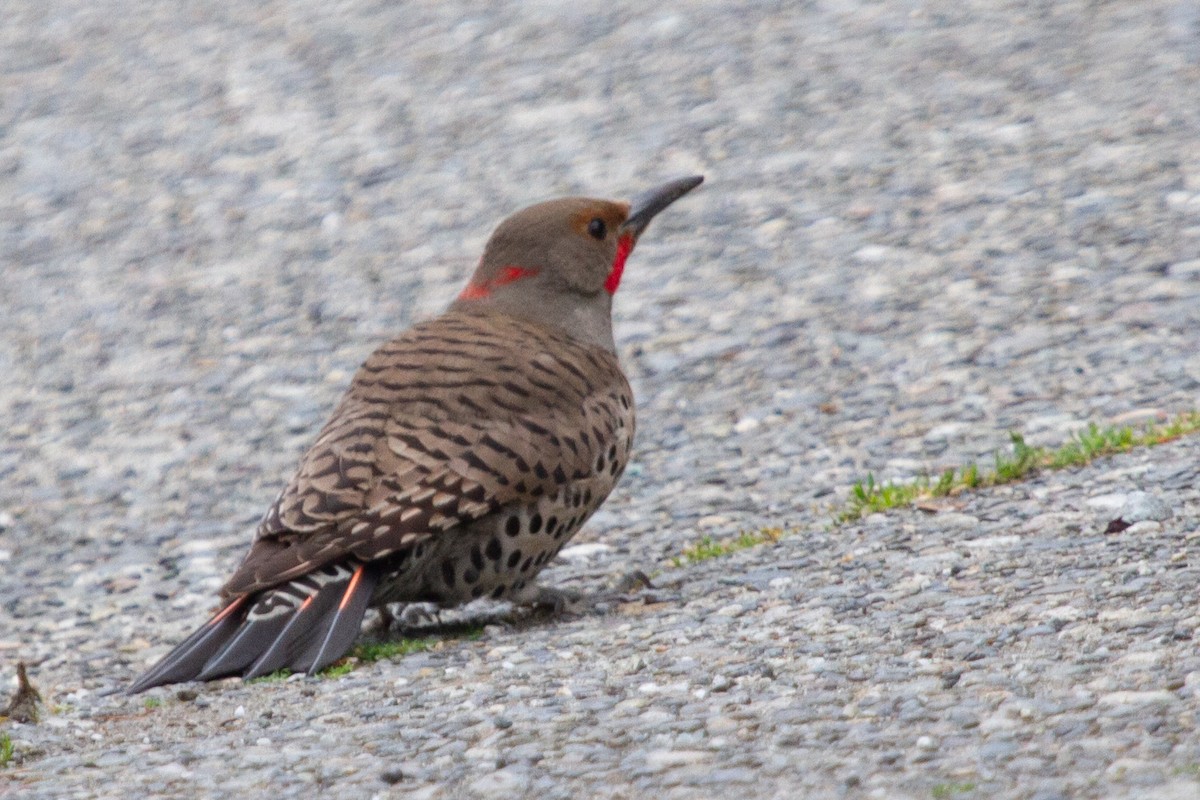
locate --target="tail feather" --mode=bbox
[127,561,378,693]
[241,595,325,680]
[243,563,379,678]
[301,564,377,675]
[195,564,354,681]
[126,597,249,694]
[192,608,293,681]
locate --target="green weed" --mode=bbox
[839,413,1200,522]
[670,412,1200,563]
[672,527,785,567]
[350,637,435,663]
[246,669,292,685]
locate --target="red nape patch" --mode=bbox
[605,235,634,294]
[457,283,490,300]
[457,266,540,301]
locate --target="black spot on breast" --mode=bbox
[507,550,522,569]
[441,558,456,586]
[505,516,520,537]
[608,444,617,461]
[583,488,593,506]
[596,454,605,472]
[610,460,620,476]
[491,585,506,599]
[529,513,543,534]
[486,536,502,561]
[545,516,558,536]
[521,557,533,572]
[464,567,479,584]
[535,552,547,566]
[471,586,484,598]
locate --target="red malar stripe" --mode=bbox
[605,235,634,295]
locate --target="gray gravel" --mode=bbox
[4,0,1200,797]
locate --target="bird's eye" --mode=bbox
[587,218,607,240]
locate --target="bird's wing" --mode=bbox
[218,311,630,598]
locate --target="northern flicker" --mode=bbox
[128,175,703,693]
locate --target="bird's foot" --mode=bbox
[370,603,398,634]
[591,569,681,611]
[609,569,654,595]
[512,584,583,615]
[396,602,442,631]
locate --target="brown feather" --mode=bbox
[219,308,632,599]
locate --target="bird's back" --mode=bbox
[221,307,636,601]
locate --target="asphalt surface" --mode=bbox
[3,1,1200,798]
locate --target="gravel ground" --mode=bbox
[4,0,1200,797]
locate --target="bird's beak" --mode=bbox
[620,175,704,239]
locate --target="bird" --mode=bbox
[127,175,703,693]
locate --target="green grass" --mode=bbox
[318,662,356,679]
[143,697,162,710]
[667,412,1200,564]
[931,781,977,798]
[838,431,1038,521]
[247,627,486,684]
[672,527,785,567]
[839,412,1200,522]
[246,669,293,685]
[320,626,485,678]
[0,733,12,768]
[351,637,437,662]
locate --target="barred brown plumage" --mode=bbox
[127,176,702,693]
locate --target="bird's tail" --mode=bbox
[127,560,378,694]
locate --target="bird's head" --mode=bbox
[452,176,703,349]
